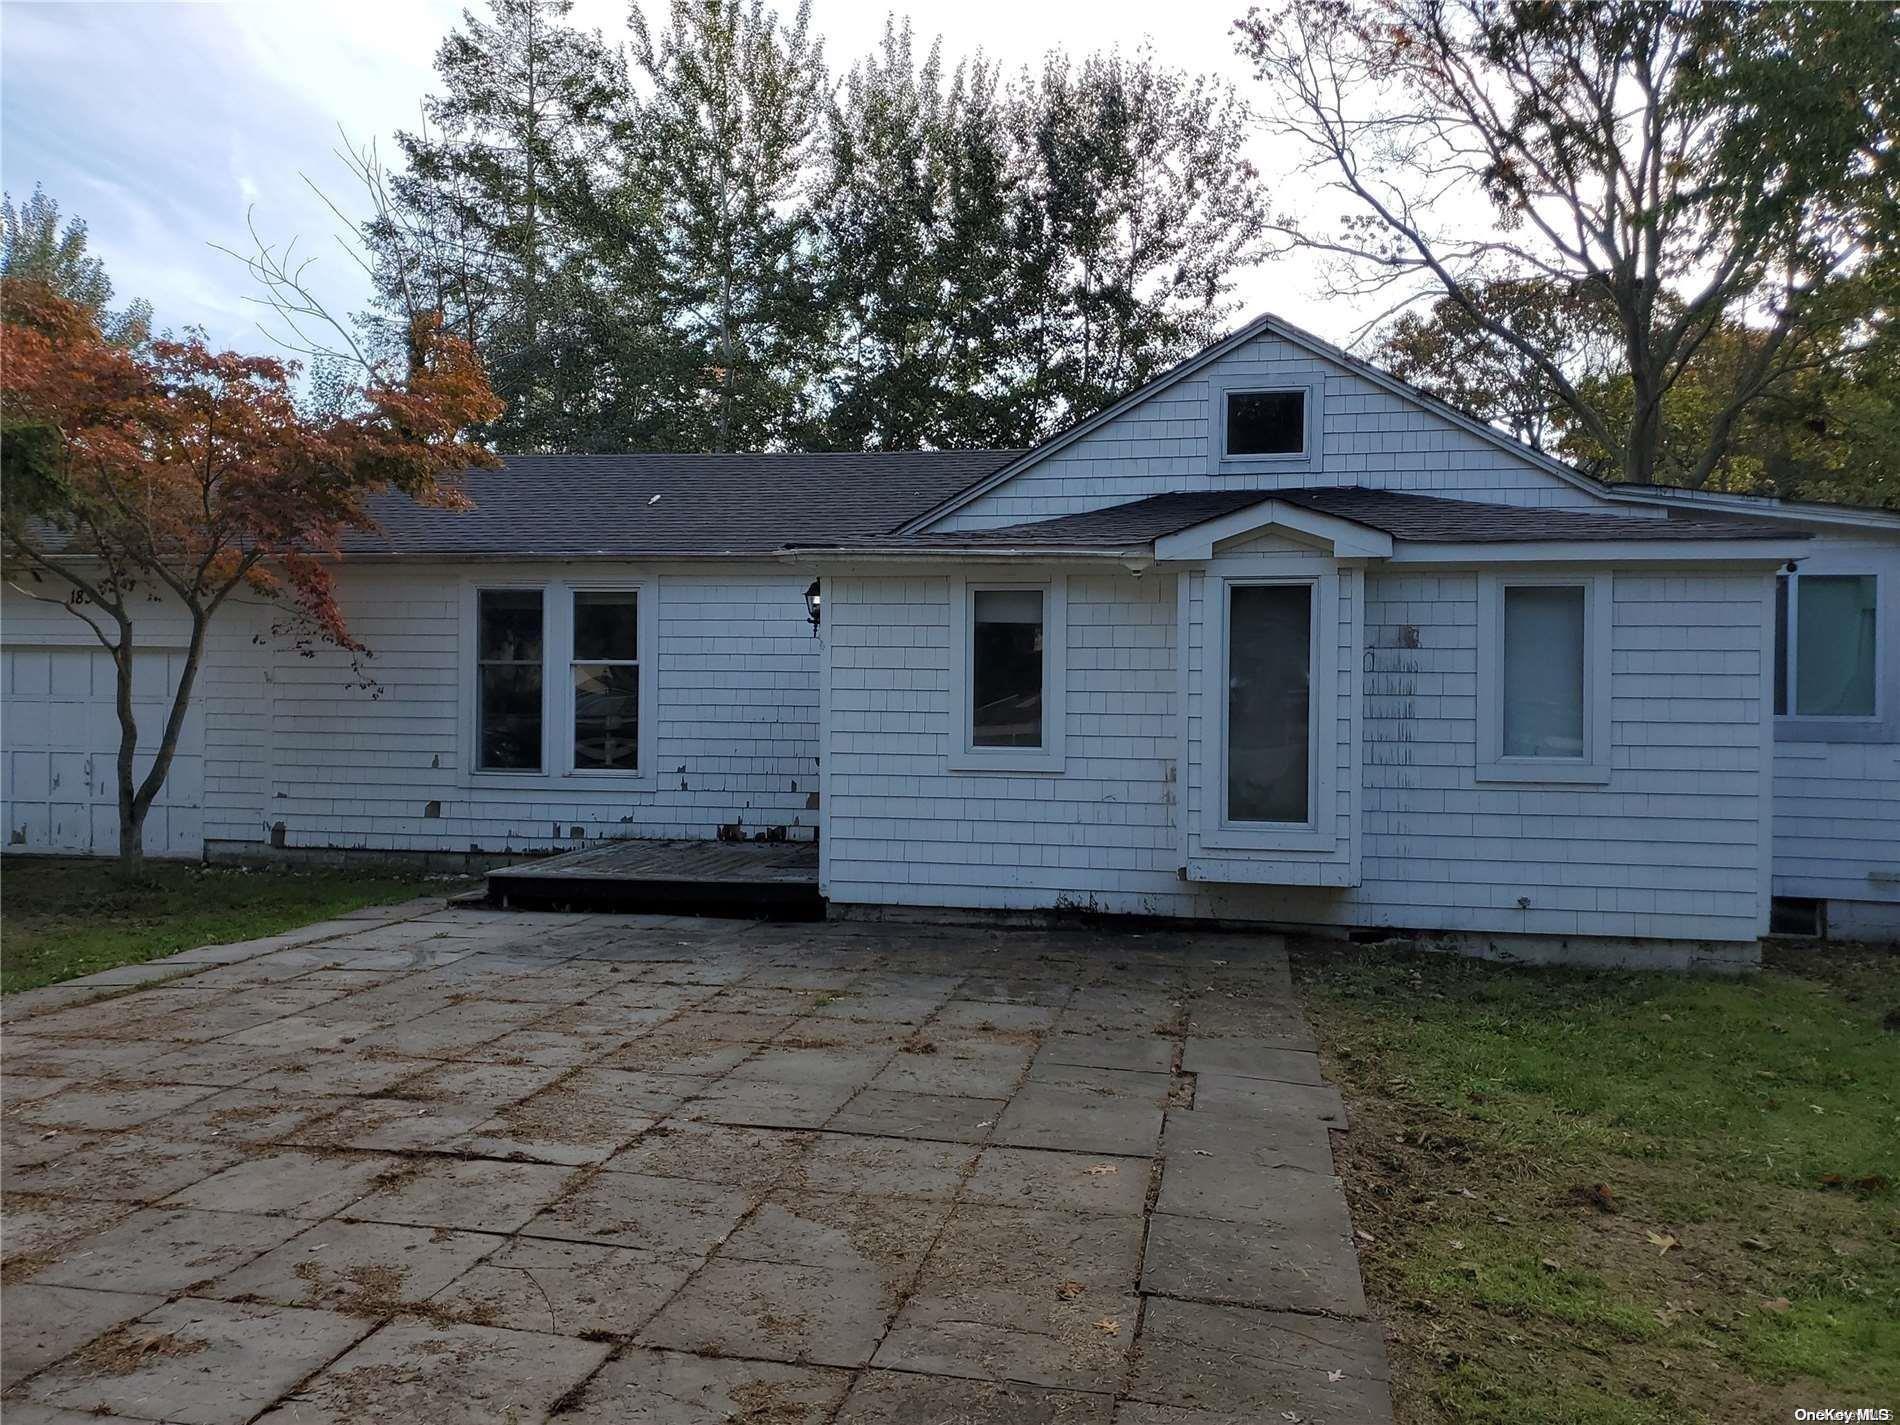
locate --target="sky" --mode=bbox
[1,0,1354,360]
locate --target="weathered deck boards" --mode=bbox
[485,837,822,918]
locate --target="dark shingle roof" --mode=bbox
[342,451,1025,558]
[831,486,1805,550]
[1277,487,1805,542]
[796,490,1275,549]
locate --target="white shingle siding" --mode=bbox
[1769,534,1900,914]
[213,563,822,855]
[935,331,1639,531]
[822,565,1772,941]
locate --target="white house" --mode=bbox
[5,314,1896,962]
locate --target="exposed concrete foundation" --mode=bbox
[829,902,1761,973]
[205,839,530,876]
[1825,897,1900,946]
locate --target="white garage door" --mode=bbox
[2,645,205,857]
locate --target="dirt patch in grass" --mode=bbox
[1297,938,1900,1425]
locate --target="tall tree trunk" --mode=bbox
[113,607,210,871]
[109,618,144,872]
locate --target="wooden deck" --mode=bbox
[484,837,822,918]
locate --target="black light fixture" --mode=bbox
[804,578,822,633]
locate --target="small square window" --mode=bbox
[1226,390,1305,456]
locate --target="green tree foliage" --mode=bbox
[1376,271,1900,509]
[627,0,830,452]
[818,22,1017,449]
[1010,49,1266,434]
[365,0,1269,453]
[372,0,623,450]
[1,185,151,346]
[1239,0,1900,490]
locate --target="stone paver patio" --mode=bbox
[2,901,1390,1424]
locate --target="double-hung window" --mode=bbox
[476,589,545,771]
[1477,573,1611,783]
[1775,572,1879,720]
[470,581,656,783]
[950,577,1066,772]
[571,591,640,770]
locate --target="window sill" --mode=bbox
[1774,716,1895,746]
[463,769,659,794]
[946,747,1066,775]
[1185,854,1357,887]
[1216,454,1315,476]
[1474,758,1611,786]
[1197,822,1336,855]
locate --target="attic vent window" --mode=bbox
[1225,389,1306,457]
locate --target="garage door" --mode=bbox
[2,645,205,857]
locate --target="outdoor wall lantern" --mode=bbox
[804,578,822,633]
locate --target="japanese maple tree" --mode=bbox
[0,281,500,867]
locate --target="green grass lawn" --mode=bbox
[1296,939,1899,1425]
[0,857,468,993]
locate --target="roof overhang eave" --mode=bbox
[780,544,1157,565]
[1386,536,1808,566]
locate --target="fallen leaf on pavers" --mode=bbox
[1326,1370,1344,1383]
[1762,1297,1792,1314]
[1646,1231,1679,1254]
[1093,1317,1120,1333]
[1056,1281,1084,1301]
[1084,1164,1119,1177]
[1192,1149,1215,1157]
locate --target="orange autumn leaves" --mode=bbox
[0,280,499,649]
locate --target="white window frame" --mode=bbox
[561,581,658,785]
[1210,374,1323,473]
[461,576,659,791]
[1199,569,1337,854]
[1476,571,1612,785]
[1775,568,1885,734]
[468,581,550,779]
[947,573,1067,774]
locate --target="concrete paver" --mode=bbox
[0,904,1387,1421]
